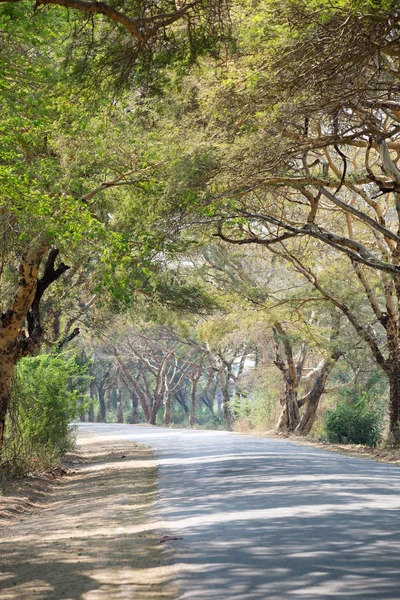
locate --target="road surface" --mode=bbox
[78,423,400,600]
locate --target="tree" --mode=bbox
[114,325,199,425]
[1,0,230,91]
[154,1,400,435]
[191,240,350,433]
[0,0,227,451]
[89,354,114,422]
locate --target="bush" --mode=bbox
[2,352,89,475]
[323,394,382,447]
[242,388,282,431]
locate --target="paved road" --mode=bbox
[78,423,400,600]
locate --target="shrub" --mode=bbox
[2,352,89,475]
[323,394,382,447]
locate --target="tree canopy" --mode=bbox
[2,0,400,465]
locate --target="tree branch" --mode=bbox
[1,0,201,42]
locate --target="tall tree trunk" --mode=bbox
[106,388,112,411]
[216,388,223,417]
[150,396,162,425]
[286,387,300,430]
[0,362,14,452]
[387,337,400,433]
[116,390,123,423]
[277,383,300,432]
[97,385,106,422]
[164,394,171,426]
[200,395,215,416]
[295,385,321,436]
[274,326,307,433]
[175,390,189,414]
[222,384,233,428]
[217,369,233,428]
[88,384,95,422]
[295,353,341,435]
[116,369,124,423]
[190,380,198,428]
[0,246,51,453]
[131,391,139,424]
[115,351,152,422]
[189,363,202,427]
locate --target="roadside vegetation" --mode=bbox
[1,0,400,477]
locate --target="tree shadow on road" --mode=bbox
[151,432,400,599]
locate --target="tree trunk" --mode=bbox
[116,392,123,422]
[216,388,223,417]
[295,353,341,435]
[115,352,152,422]
[383,317,400,436]
[0,356,17,452]
[150,399,160,425]
[189,364,202,427]
[295,378,323,435]
[389,366,400,432]
[106,389,112,411]
[175,390,189,414]
[116,369,124,423]
[200,395,214,415]
[131,391,139,424]
[164,395,171,426]
[276,376,302,432]
[190,380,198,428]
[0,246,51,454]
[0,394,10,454]
[387,345,400,433]
[287,387,300,430]
[273,325,306,433]
[97,385,106,422]
[277,383,300,432]
[222,386,233,429]
[88,384,95,422]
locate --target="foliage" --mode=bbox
[232,379,283,431]
[323,394,383,447]
[2,0,400,449]
[1,352,89,474]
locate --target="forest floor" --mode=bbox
[0,431,177,600]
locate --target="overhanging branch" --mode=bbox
[1,0,201,42]
[218,211,399,274]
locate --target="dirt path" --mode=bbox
[0,431,177,600]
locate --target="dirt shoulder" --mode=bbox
[0,431,177,600]
[288,435,400,465]
[241,427,400,466]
